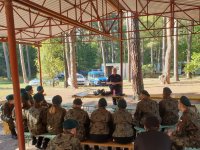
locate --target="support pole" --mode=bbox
[38,46,43,86]
[4,0,25,149]
[119,10,123,93]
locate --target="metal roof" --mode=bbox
[0,0,200,45]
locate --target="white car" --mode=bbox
[68,73,86,86]
[29,78,40,86]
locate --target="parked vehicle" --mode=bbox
[29,77,59,86]
[68,73,86,86]
[88,70,107,86]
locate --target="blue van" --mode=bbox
[88,70,107,86]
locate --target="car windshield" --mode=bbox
[93,74,104,78]
[77,75,84,78]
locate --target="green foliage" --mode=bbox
[39,39,64,79]
[142,64,154,77]
[184,52,200,73]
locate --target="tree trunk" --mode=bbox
[163,18,172,84]
[130,16,144,96]
[19,44,28,83]
[63,35,69,88]
[25,45,31,79]
[174,19,179,81]
[111,42,114,63]
[151,45,154,66]
[186,21,193,78]
[162,17,166,74]
[69,29,78,88]
[157,42,161,72]
[98,22,107,76]
[2,42,11,80]
[141,39,144,66]
[65,33,71,78]
[126,12,132,82]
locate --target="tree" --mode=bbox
[130,16,144,96]
[185,52,200,74]
[174,19,179,81]
[162,17,166,74]
[19,44,28,83]
[2,42,11,80]
[40,38,64,86]
[68,29,78,88]
[163,18,172,84]
[25,45,31,79]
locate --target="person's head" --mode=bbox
[118,99,127,109]
[139,90,150,100]
[52,95,62,106]
[112,67,117,75]
[98,98,107,108]
[178,96,191,112]
[33,93,44,106]
[63,119,78,135]
[20,88,30,108]
[6,94,14,104]
[73,98,82,108]
[37,86,44,94]
[163,87,172,99]
[25,85,33,95]
[144,116,160,131]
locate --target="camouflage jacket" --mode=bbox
[65,107,90,141]
[47,106,66,135]
[1,102,14,122]
[24,106,47,135]
[46,132,82,150]
[159,98,179,125]
[171,108,200,148]
[112,109,134,137]
[90,108,112,135]
[134,99,161,126]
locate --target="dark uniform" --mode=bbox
[134,99,161,127]
[134,130,172,150]
[1,101,16,137]
[65,107,90,141]
[47,106,66,135]
[107,74,122,105]
[159,98,179,125]
[171,108,200,149]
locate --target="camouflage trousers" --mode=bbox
[171,135,200,149]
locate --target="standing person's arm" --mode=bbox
[134,103,142,122]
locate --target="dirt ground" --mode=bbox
[0,77,200,150]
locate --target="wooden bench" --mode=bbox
[81,140,134,150]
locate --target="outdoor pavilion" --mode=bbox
[0,0,200,149]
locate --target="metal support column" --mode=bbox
[4,0,25,149]
[38,46,43,86]
[119,10,123,93]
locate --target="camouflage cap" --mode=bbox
[180,96,191,107]
[37,86,44,92]
[6,94,14,101]
[25,85,33,91]
[33,93,44,103]
[73,98,82,105]
[163,87,172,94]
[52,95,62,105]
[63,119,78,129]
[98,98,107,107]
[118,99,127,109]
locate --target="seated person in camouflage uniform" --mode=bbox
[90,98,113,143]
[134,90,161,127]
[1,94,17,139]
[65,98,90,141]
[37,86,49,107]
[46,119,82,150]
[24,93,48,149]
[170,96,200,150]
[159,87,179,125]
[112,99,134,144]
[47,95,66,135]
[134,116,172,150]
[25,85,34,106]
